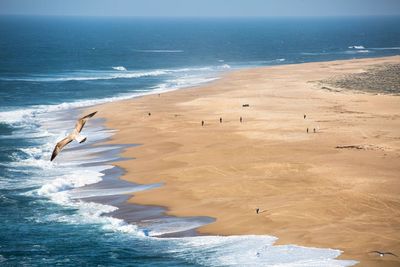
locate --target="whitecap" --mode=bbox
[219,64,231,69]
[112,66,127,71]
[348,45,365,49]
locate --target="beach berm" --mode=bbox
[94,56,400,266]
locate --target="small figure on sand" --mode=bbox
[240,117,243,123]
[307,128,309,133]
[304,114,306,119]
[201,120,204,126]
[148,112,151,116]
[220,117,222,123]
[256,208,260,214]
[313,128,316,133]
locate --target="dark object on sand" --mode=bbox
[220,117,222,123]
[304,114,306,119]
[313,128,316,133]
[240,117,243,123]
[51,111,98,161]
[335,145,364,150]
[369,251,398,257]
[148,112,151,116]
[256,208,260,214]
[201,120,204,126]
[242,104,250,107]
[307,128,309,133]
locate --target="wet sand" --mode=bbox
[91,56,400,266]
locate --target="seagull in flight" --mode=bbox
[369,251,398,257]
[50,111,97,161]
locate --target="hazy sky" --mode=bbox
[1,0,400,17]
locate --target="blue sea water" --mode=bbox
[0,16,399,266]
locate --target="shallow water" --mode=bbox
[1,16,399,266]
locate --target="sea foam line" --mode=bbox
[0,65,228,82]
[0,74,222,126]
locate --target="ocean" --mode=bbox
[1,16,399,266]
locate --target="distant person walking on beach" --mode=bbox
[256,208,260,214]
[307,128,309,133]
[240,117,243,123]
[313,128,316,133]
[220,117,222,123]
[201,120,204,126]
[304,114,306,119]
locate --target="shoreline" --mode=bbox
[92,56,400,266]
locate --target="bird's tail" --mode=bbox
[74,134,87,143]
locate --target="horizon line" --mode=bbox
[1,14,400,18]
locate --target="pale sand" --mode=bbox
[91,56,400,266]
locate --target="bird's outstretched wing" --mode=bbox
[369,251,382,255]
[75,111,97,133]
[385,252,398,257]
[51,136,73,161]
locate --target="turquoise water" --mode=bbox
[1,16,399,266]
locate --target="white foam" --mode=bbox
[70,183,160,199]
[153,76,219,92]
[46,199,145,236]
[161,235,357,267]
[344,49,371,54]
[141,217,209,237]
[0,92,151,125]
[112,66,127,71]
[37,170,103,196]
[220,64,231,69]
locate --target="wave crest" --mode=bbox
[112,66,127,71]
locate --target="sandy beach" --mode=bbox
[92,56,400,266]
